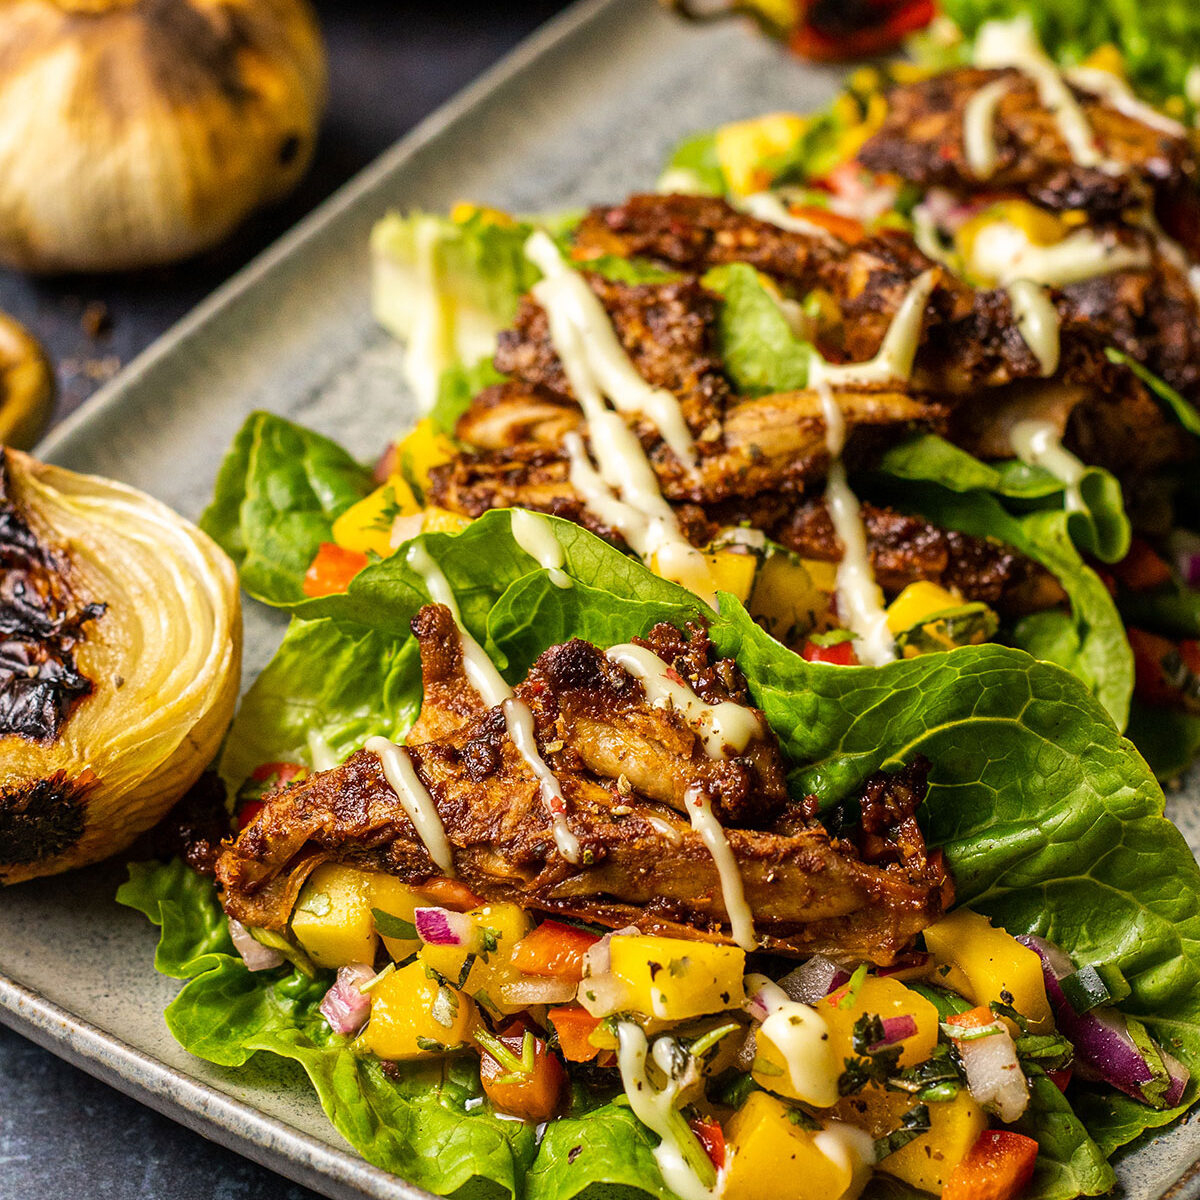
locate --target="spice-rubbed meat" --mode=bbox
[437,387,946,506]
[495,275,732,440]
[857,67,1195,216]
[218,611,952,963]
[776,499,1065,616]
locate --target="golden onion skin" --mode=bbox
[0,448,241,883]
[0,0,327,272]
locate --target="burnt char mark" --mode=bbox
[0,450,104,742]
[0,771,91,867]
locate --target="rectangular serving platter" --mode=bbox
[3,0,1199,1195]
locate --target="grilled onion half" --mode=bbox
[1,448,241,884]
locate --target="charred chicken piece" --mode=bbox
[857,67,1195,216]
[218,609,952,963]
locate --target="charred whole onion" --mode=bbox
[0,448,241,884]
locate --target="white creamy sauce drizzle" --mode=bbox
[617,1023,723,1200]
[406,542,581,862]
[1005,279,1061,375]
[1066,66,1187,137]
[968,221,1152,287]
[365,735,456,877]
[1009,418,1087,513]
[749,977,840,1107]
[740,191,835,239]
[525,231,716,607]
[684,785,756,951]
[510,509,571,589]
[501,697,582,862]
[817,381,896,667]
[526,231,696,467]
[605,642,763,757]
[973,16,1112,171]
[963,77,1012,178]
[807,269,937,388]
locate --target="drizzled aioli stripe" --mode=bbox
[526,231,717,607]
[396,542,582,863]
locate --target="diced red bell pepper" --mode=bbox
[511,920,602,981]
[236,800,265,831]
[1047,1066,1073,1093]
[1130,628,1200,711]
[302,542,368,598]
[688,1116,727,1171]
[788,0,934,62]
[548,1004,603,1063]
[251,761,307,785]
[942,1129,1039,1200]
[802,638,858,665]
[945,1005,996,1033]
[478,1022,566,1123]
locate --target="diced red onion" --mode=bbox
[580,925,639,981]
[870,1014,918,1052]
[1161,1049,1190,1107]
[777,956,851,1005]
[320,963,375,1035]
[1168,530,1200,589]
[390,513,424,550]
[576,972,631,1018]
[734,1028,757,1071]
[952,1022,1030,1122]
[228,917,284,972]
[500,977,578,1006]
[1019,935,1189,1107]
[414,906,476,947]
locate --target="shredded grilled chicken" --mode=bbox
[218,610,953,963]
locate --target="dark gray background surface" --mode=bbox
[0,3,565,1196]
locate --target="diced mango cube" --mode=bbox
[418,903,533,1015]
[420,506,472,535]
[291,863,379,969]
[706,547,759,603]
[748,553,831,644]
[356,961,475,1060]
[833,1086,987,1194]
[819,976,940,1069]
[715,112,808,198]
[923,909,1053,1033]
[396,418,457,497]
[725,1092,872,1200]
[291,866,427,968]
[368,875,424,962]
[885,581,963,634]
[331,476,420,557]
[607,936,744,1021]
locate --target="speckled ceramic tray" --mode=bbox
[3,0,1199,1196]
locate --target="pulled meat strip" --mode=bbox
[857,67,1195,216]
[218,611,952,963]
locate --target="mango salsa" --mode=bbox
[833,1086,987,1194]
[606,935,745,1021]
[331,476,420,558]
[418,902,533,1015]
[724,1092,872,1200]
[715,112,807,198]
[396,418,457,498]
[356,961,475,1060]
[290,864,426,968]
[706,547,759,603]
[923,909,1053,1033]
[819,975,940,1069]
[748,553,831,644]
[885,581,963,635]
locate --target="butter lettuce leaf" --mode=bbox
[134,507,1200,1199]
[703,262,811,396]
[882,482,1133,728]
[200,411,373,606]
[877,433,1130,564]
